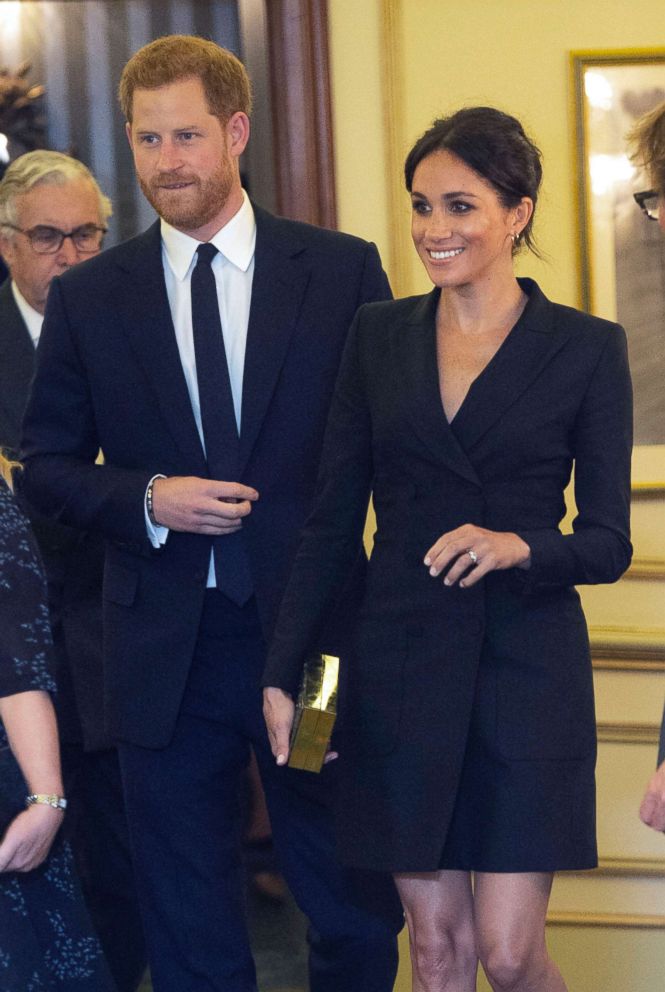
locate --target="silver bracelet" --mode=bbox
[25,793,67,811]
[146,479,158,526]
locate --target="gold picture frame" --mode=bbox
[572,48,665,483]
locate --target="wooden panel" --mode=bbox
[265,0,336,227]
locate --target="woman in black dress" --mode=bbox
[0,466,115,990]
[263,107,632,991]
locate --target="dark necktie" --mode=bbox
[191,242,253,605]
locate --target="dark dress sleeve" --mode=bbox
[0,477,55,704]
[261,307,375,694]
[515,323,633,591]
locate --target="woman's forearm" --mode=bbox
[0,690,63,795]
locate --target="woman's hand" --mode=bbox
[424,524,531,588]
[0,804,63,872]
[263,687,296,766]
[639,761,665,832]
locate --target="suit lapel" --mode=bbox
[450,279,573,452]
[0,280,37,449]
[114,223,206,470]
[395,289,481,487]
[238,207,310,475]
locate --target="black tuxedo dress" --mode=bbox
[263,278,633,873]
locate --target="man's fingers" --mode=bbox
[197,521,243,535]
[206,480,258,501]
[207,498,254,519]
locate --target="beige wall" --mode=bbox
[329,2,665,989]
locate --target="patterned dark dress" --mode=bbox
[0,479,115,992]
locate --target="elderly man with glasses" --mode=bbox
[0,150,147,992]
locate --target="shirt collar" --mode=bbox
[11,280,43,346]
[160,189,256,281]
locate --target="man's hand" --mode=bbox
[0,806,63,872]
[152,476,258,534]
[263,687,295,766]
[639,761,665,832]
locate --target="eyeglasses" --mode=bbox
[4,223,107,254]
[633,189,660,221]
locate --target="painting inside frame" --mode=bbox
[573,50,665,478]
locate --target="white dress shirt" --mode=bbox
[11,281,43,346]
[146,192,257,588]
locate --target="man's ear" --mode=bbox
[226,112,250,160]
[0,234,15,271]
[125,121,133,152]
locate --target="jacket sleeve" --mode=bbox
[358,241,392,306]
[516,323,633,591]
[261,306,375,695]
[20,278,154,552]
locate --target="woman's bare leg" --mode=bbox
[394,870,477,992]
[474,872,567,991]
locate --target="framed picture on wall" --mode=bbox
[572,48,665,489]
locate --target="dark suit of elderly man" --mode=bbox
[0,149,146,992]
[21,35,402,992]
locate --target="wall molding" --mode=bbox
[548,911,665,930]
[632,482,665,501]
[593,656,665,673]
[625,558,665,581]
[597,722,659,744]
[595,857,665,878]
[590,626,665,667]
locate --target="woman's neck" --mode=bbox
[437,274,527,337]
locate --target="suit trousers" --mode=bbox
[62,744,147,992]
[118,591,402,992]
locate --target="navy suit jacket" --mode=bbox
[0,280,107,749]
[21,206,391,748]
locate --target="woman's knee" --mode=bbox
[478,935,546,991]
[408,916,476,986]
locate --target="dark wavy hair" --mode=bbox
[404,106,543,255]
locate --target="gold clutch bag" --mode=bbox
[288,653,340,773]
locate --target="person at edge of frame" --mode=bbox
[628,100,665,835]
[0,451,116,992]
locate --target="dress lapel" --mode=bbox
[450,279,573,453]
[114,222,207,471]
[394,289,481,487]
[238,207,310,475]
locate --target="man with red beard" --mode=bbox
[21,34,402,992]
